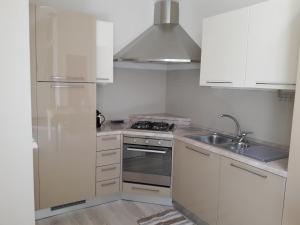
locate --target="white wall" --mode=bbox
[97,68,167,120]
[166,70,294,146]
[39,0,266,52]
[0,0,35,225]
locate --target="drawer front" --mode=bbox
[96,179,120,197]
[123,182,171,197]
[96,164,120,181]
[96,149,121,166]
[97,135,121,151]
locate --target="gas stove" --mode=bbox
[130,121,175,132]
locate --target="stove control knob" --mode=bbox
[145,140,149,144]
[158,141,162,145]
[133,139,137,143]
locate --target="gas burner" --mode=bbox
[131,121,175,132]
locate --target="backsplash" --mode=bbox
[166,69,294,146]
[97,68,167,120]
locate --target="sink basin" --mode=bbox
[185,133,289,162]
[225,142,250,153]
[186,133,233,145]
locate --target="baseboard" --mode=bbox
[35,194,121,220]
[121,193,172,206]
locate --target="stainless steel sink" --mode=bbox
[185,133,289,162]
[186,133,233,145]
[224,142,250,153]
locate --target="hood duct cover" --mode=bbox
[114,0,201,64]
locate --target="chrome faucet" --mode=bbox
[218,114,253,145]
[218,114,241,137]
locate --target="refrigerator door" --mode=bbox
[37,82,96,209]
[36,6,96,83]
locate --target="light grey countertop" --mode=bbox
[97,122,288,178]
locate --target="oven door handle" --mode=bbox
[126,148,167,154]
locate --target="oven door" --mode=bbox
[123,144,172,187]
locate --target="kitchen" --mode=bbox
[2,0,300,225]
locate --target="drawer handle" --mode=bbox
[101,166,117,172]
[101,181,117,187]
[97,78,110,81]
[102,152,117,157]
[230,163,267,179]
[101,136,118,141]
[132,187,160,193]
[256,82,296,86]
[206,81,233,84]
[186,146,210,157]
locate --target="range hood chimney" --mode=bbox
[114,0,201,64]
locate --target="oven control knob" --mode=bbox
[133,139,137,143]
[158,141,162,145]
[145,140,149,144]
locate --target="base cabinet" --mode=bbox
[218,157,286,225]
[96,135,121,198]
[173,140,220,225]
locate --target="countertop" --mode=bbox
[97,122,288,178]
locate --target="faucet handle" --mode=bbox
[240,131,253,137]
[237,131,253,143]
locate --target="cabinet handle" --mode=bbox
[97,78,110,81]
[256,82,296,86]
[230,163,267,179]
[132,187,160,193]
[51,76,85,80]
[186,146,210,157]
[101,181,117,187]
[206,81,233,84]
[102,152,117,157]
[101,166,117,172]
[101,136,118,141]
[51,85,84,88]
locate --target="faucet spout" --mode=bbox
[218,114,241,137]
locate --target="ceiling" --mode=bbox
[39,0,267,53]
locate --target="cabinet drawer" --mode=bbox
[96,164,120,181]
[96,149,120,166]
[123,182,171,198]
[96,179,120,197]
[97,135,121,151]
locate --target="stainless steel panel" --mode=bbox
[123,136,172,148]
[123,171,171,187]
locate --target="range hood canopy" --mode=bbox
[114,0,201,64]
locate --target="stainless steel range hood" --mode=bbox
[114,0,201,64]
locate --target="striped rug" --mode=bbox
[137,209,195,225]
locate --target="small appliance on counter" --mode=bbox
[96,110,106,128]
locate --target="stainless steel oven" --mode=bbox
[123,136,173,187]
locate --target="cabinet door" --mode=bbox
[96,21,114,83]
[36,6,96,82]
[218,157,286,225]
[172,140,220,225]
[37,82,96,209]
[246,0,300,90]
[200,7,249,88]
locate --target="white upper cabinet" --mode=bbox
[200,0,300,90]
[200,8,249,88]
[246,0,300,89]
[96,21,114,84]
